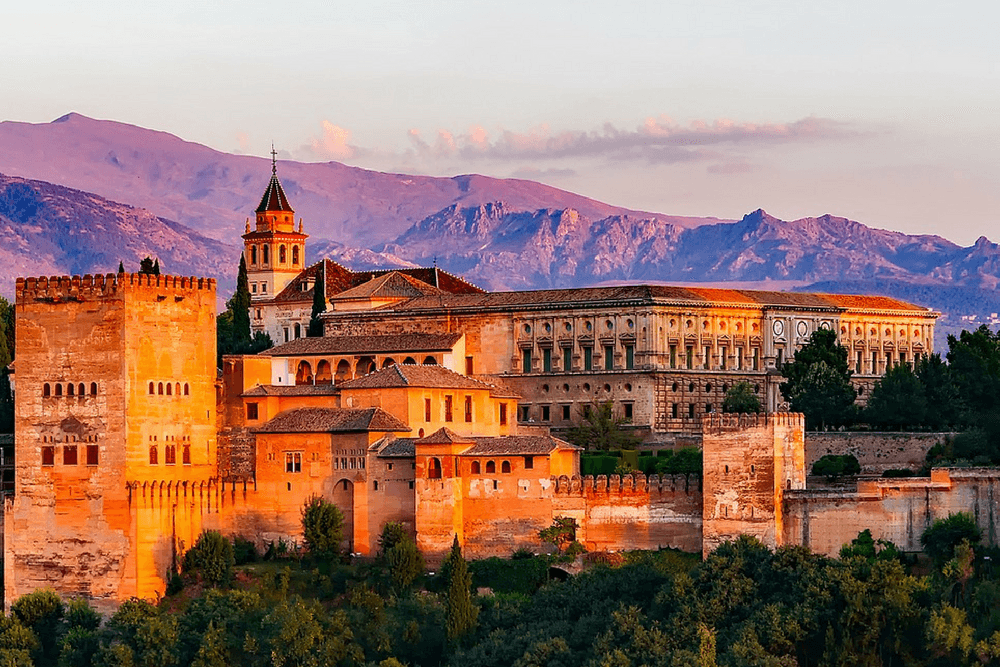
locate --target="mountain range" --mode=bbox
[1,113,998,337]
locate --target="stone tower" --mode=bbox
[5,273,218,610]
[242,154,308,301]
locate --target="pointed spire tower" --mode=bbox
[242,147,308,300]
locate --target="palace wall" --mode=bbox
[805,431,948,474]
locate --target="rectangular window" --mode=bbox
[704,346,712,369]
[776,348,784,366]
[604,345,614,370]
[42,446,54,466]
[886,351,893,367]
[562,404,571,420]
[899,352,907,366]
[285,452,302,473]
[563,348,572,372]
[166,445,176,465]
[625,345,634,370]
[541,405,551,421]
[246,402,259,420]
[261,282,267,294]
[464,395,473,422]
[688,403,695,419]
[753,348,760,371]
[251,283,257,294]
[583,347,593,370]
[736,347,743,370]
[86,444,99,465]
[872,350,879,373]
[543,348,552,372]
[524,456,534,469]
[856,350,863,374]
[623,403,633,421]
[669,344,677,369]
[686,346,694,369]
[522,348,532,374]
[520,405,531,422]
[425,398,432,422]
[499,402,507,426]
[671,403,679,419]
[719,348,726,370]
[63,445,78,465]
[445,395,453,422]
[283,328,289,343]
[182,445,191,465]
[465,356,474,375]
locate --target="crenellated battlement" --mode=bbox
[16,273,216,304]
[702,411,805,434]
[550,472,700,496]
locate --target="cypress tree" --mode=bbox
[444,536,477,641]
[0,299,10,370]
[117,260,125,274]
[0,303,11,430]
[308,263,326,337]
[230,255,252,354]
[152,258,161,275]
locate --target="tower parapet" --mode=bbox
[16,274,216,304]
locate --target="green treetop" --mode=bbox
[779,328,857,430]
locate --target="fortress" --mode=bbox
[6,169,998,611]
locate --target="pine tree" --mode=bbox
[444,536,477,641]
[308,263,326,337]
[230,255,252,354]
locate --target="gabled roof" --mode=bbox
[464,435,580,456]
[415,427,475,445]
[256,174,293,213]
[331,271,446,302]
[260,333,463,357]
[337,364,513,395]
[242,384,340,397]
[254,407,409,434]
[353,267,485,295]
[370,435,417,457]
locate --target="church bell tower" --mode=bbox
[242,149,308,300]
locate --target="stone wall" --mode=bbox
[805,432,950,474]
[784,468,1000,556]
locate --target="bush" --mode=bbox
[811,454,861,480]
[882,468,915,478]
[301,495,344,559]
[232,535,259,564]
[470,556,552,595]
[183,530,235,586]
[921,512,982,565]
[386,538,425,591]
[581,456,618,477]
[378,522,408,558]
[656,448,702,477]
[637,456,658,475]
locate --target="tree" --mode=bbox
[721,381,761,414]
[301,495,344,560]
[386,537,424,592]
[308,263,326,337]
[915,353,964,431]
[947,325,1000,435]
[811,454,860,480]
[378,522,408,558]
[117,260,125,274]
[444,536,478,641]
[779,329,857,429]
[153,258,160,275]
[921,512,981,565]
[565,401,640,451]
[539,516,578,553]
[229,255,252,355]
[138,257,158,275]
[182,530,235,586]
[0,297,13,365]
[864,363,927,430]
[11,589,64,666]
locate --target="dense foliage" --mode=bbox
[811,454,861,480]
[301,495,345,560]
[564,401,641,451]
[779,328,857,429]
[721,381,762,414]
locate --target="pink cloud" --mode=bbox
[307,120,355,160]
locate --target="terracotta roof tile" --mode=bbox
[337,364,504,392]
[372,436,417,457]
[331,272,447,301]
[260,333,463,357]
[464,435,579,456]
[255,407,409,433]
[817,293,930,312]
[242,384,340,397]
[415,427,475,445]
[255,174,293,213]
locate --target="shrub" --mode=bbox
[232,535,259,564]
[882,468,915,478]
[921,512,982,565]
[378,522,408,558]
[301,495,344,560]
[183,530,235,586]
[811,454,861,480]
[656,448,702,477]
[386,537,425,591]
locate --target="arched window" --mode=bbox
[315,361,332,385]
[166,383,172,396]
[403,357,417,365]
[296,361,313,385]
[67,383,74,397]
[501,460,511,474]
[91,382,98,396]
[429,457,442,479]
[148,382,154,395]
[250,245,258,265]
[182,445,191,465]
[78,383,86,396]
[279,245,287,264]
[486,461,496,474]
[293,323,301,339]
[471,461,481,474]
[292,245,299,266]
[183,383,190,396]
[382,358,396,368]
[55,383,62,397]
[335,360,352,383]
[262,245,269,265]
[158,382,164,395]
[149,446,158,465]
[43,383,51,398]
[423,356,437,365]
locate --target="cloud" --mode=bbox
[234,131,251,155]
[707,160,757,175]
[306,120,356,160]
[509,167,578,180]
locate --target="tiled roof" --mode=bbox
[337,364,505,392]
[372,436,417,457]
[464,435,580,456]
[255,174,293,213]
[331,272,446,301]
[242,384,340,397]
[255,407,409,433]
[415,427,475,445]
[260,333,463,357]
[354,267,485,295]
[344,284,929,314]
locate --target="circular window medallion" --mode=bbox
[796,321,808,337]
[772,320,784,337]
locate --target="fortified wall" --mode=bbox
[805,431,948,474]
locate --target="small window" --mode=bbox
[562,405,570,420]
[466,356,474,375]
[42,446,54,466]
[90,382,98,396]
[501,460,511,474]
[624,403,633,421]
[166,383,172,396]
[148,382,154,395]
[520,405,531,422]
[522,348,532,374]
[149,446,158,465]
[373,480,379,491]
[408,481,414,489]
[604,345,614,370]
[67,383,74,397]
[86,445,99,466]
[464,395,473,423]
[55,383,62,397]
[486,460,496,474]
[165,445,176,465]
[688,403,695,419]
[445,395,453,422]
[184,383,190,396]
[246,402,259,420]
[158,382,164,395]
[429,457,442,479]
[541,405,551,421]
[63,445,78,465]
[524,456,534,469]
[43,383,51,398]
[499,403,507,426]
[625,345,634,369]
[182,445,191,465]
[285,452,302,473]
[471,461,481,474]
[424,398,432,422]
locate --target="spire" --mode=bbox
[255,147,294,213]
[271,143,277,175]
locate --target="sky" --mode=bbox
[3,0,999,245]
